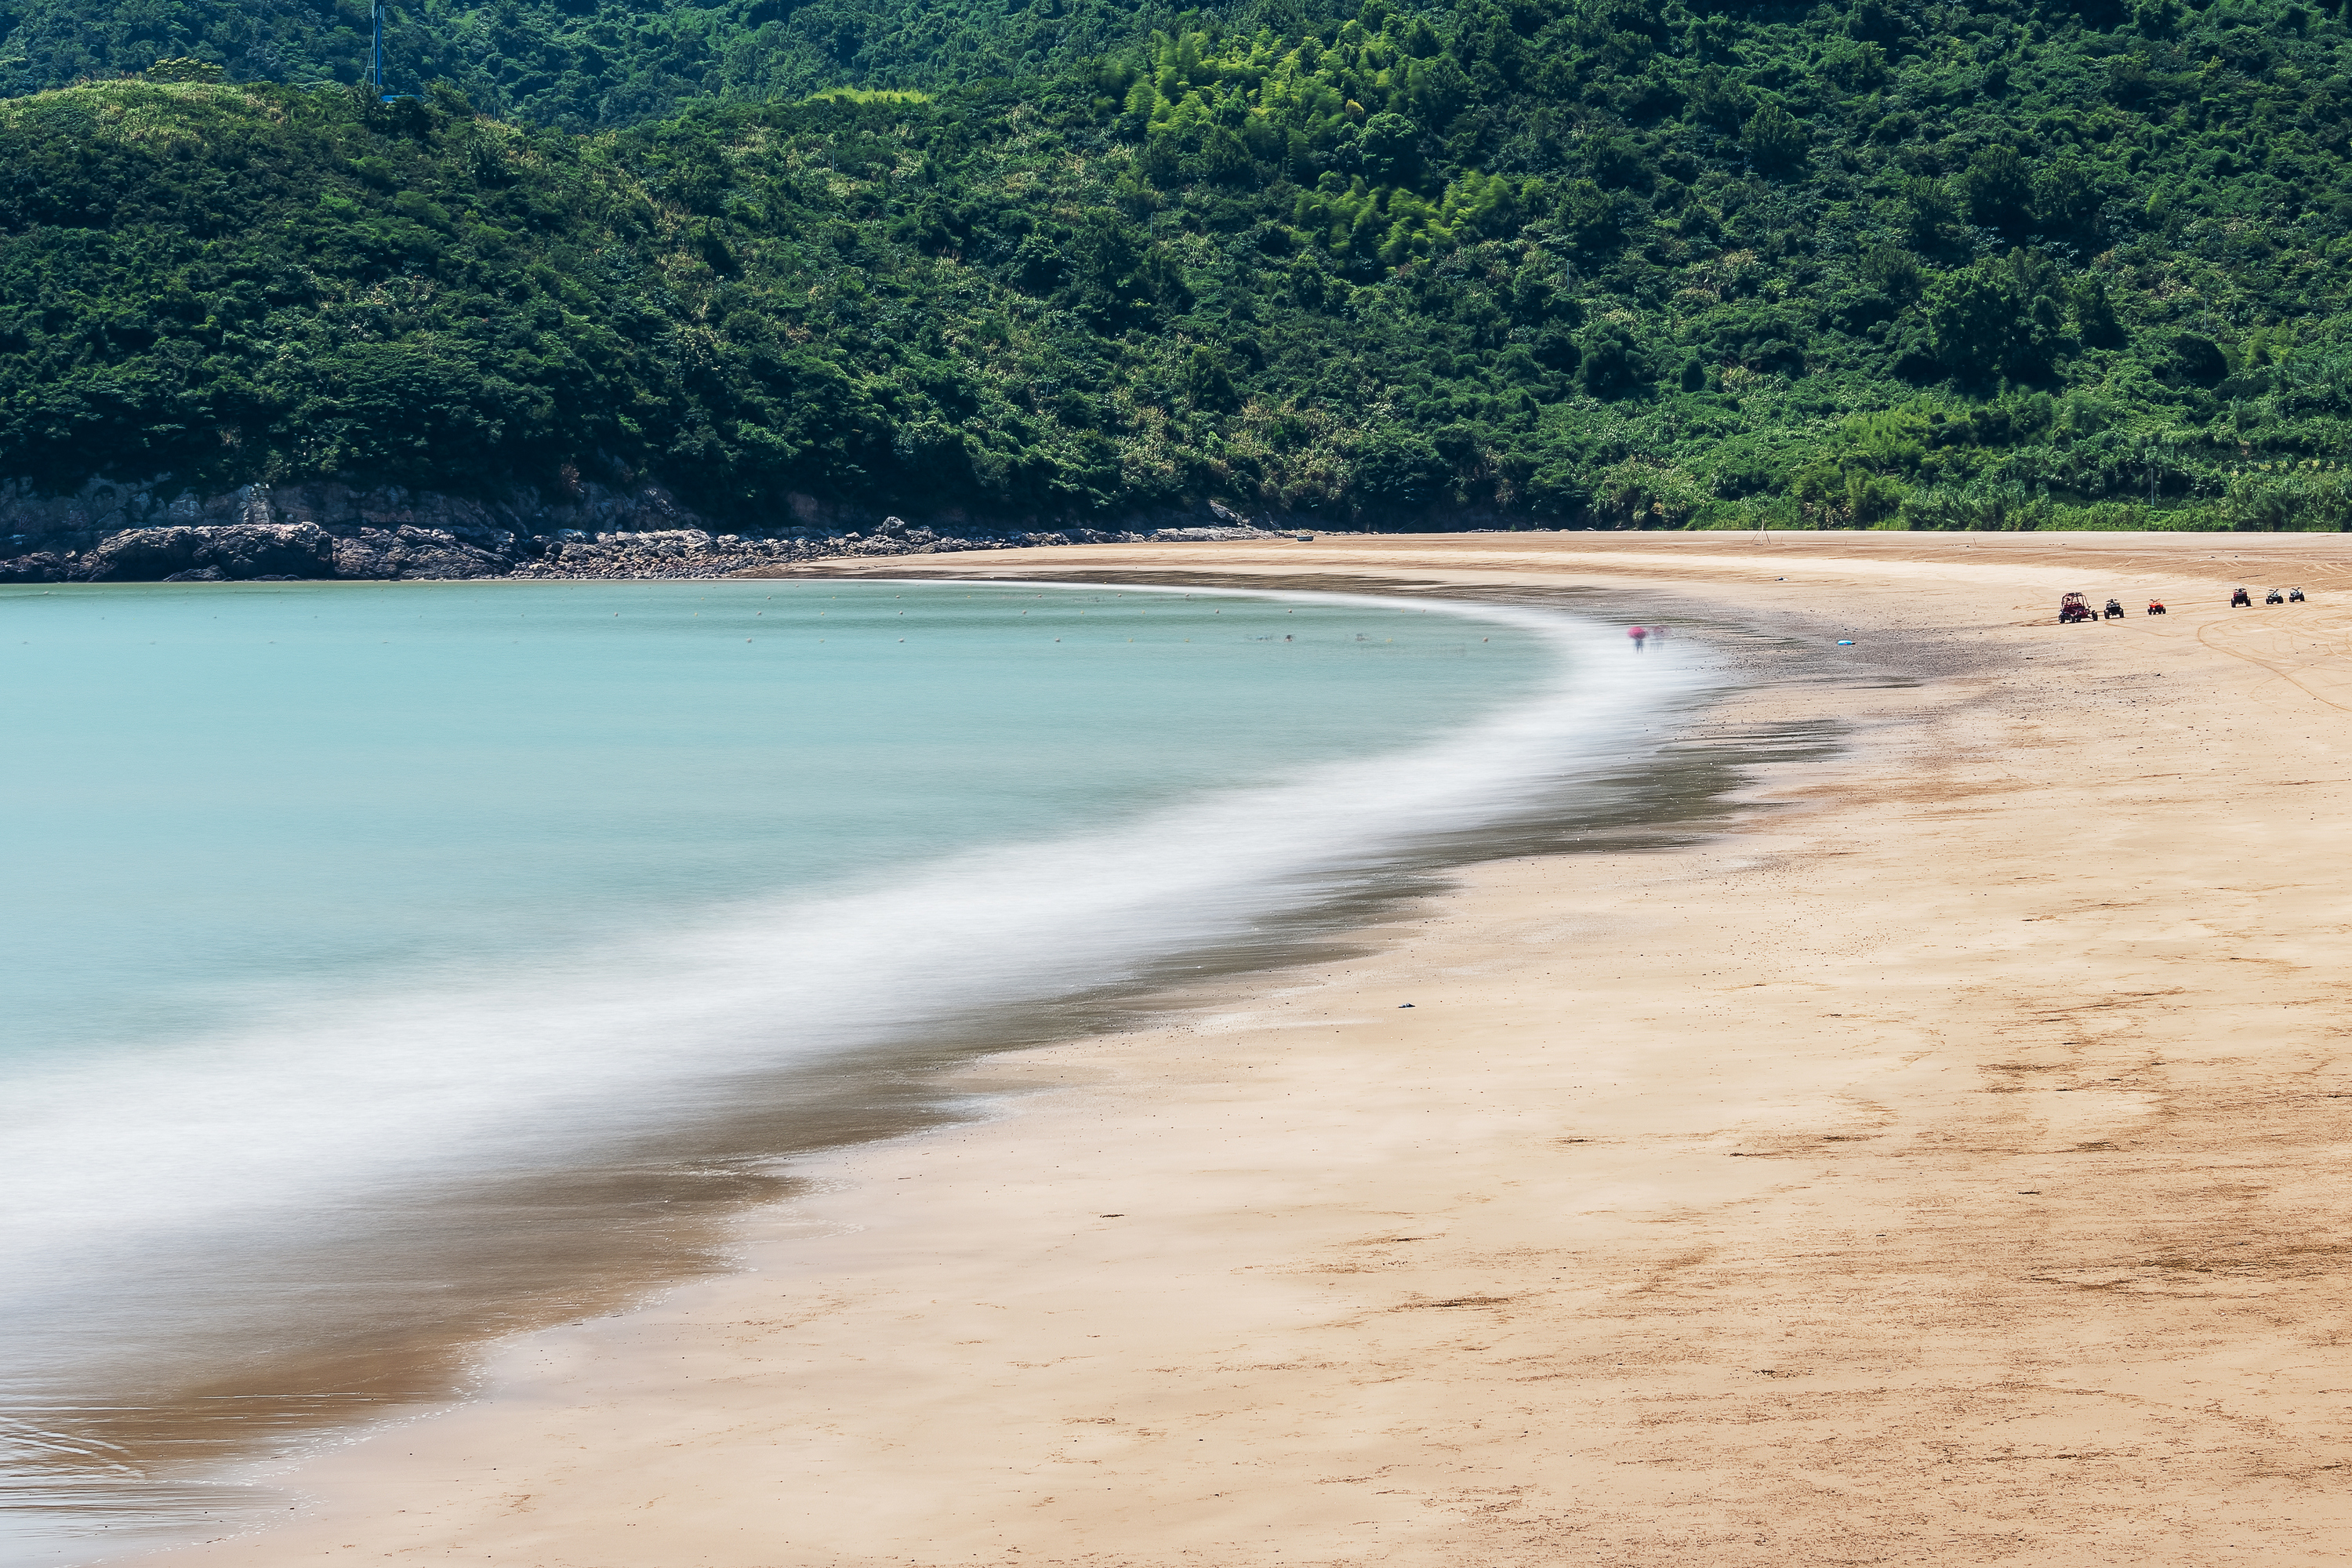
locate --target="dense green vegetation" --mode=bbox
[0,0,1164,128]
[5,0,2352,529]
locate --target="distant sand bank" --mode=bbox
[148,533,2352,1566]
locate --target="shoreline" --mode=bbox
[138,534,2352,1566]
[15,517,2352,590]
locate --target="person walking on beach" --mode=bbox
[1628,625,1648,651]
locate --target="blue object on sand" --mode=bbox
[1837,639,1855,645]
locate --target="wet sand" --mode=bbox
[145,532,2352,1566]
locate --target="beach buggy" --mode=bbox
[2060,592,2098,624]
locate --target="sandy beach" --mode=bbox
[143,532,2352,1566]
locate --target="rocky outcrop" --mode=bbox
[0,477,1307,584]
[503,519,1229,579]
[82,522,338,582]
[330,527,510,581]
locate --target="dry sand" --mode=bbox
[148,533,2352,1566]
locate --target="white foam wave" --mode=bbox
[0,592,1715,1323]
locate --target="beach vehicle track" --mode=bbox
[2193,610,2352,717]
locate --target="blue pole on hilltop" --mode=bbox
[368,0,416,101]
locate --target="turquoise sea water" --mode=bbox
[0,578,1707,1563]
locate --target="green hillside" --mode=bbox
[0,0,1166,127]
[5,0,2352,531]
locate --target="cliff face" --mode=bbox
[0,477,1292,583]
